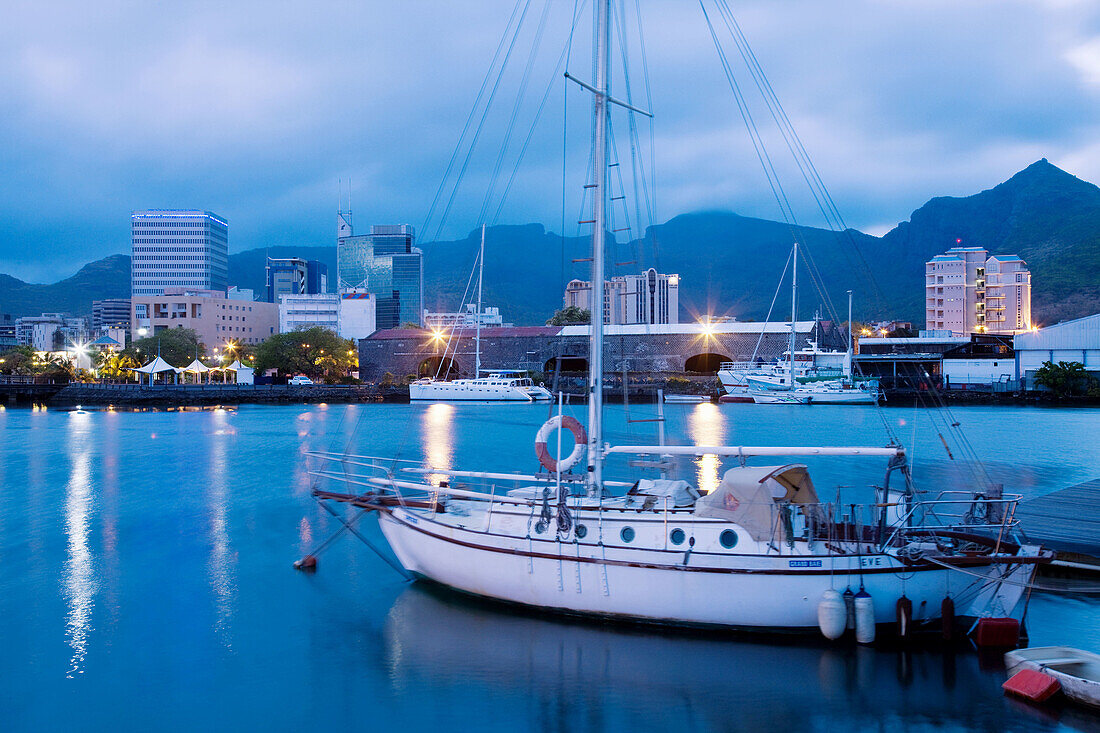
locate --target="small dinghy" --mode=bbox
[1005,646,1100,709]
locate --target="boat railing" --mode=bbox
[719,361,758,371]
[880,491,1023,550]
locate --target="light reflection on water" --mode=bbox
[207,409,235,647]
[62,410,96,678]
[686,402,727,493]
[422,403,455,486]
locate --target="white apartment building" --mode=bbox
[15,314,88,351]
[131,210,229,296]
[279,292,377,341]
[564,268,680,325]
[925,246,1031,336]
[280,294,340,334]
[984,255,1032,333]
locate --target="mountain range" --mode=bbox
[2,159,1097,327]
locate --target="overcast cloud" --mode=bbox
[2,0,1099,281]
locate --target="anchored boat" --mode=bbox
[305,0,1046,637]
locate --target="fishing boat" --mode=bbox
[410,225,552,402]
[1005,646,1100,709]
[306,0,1048,637]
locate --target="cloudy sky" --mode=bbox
[2,0,1099,282]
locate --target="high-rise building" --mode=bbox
[265,258,329,302]
[92,299,132,331]
[337,222,422,329]
[984,255,1032,333]
[131,210,229,296]
[564,269,680,325]
[925,245,1031,336]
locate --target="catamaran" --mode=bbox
[410,225,551,402]
[308,0,1044,637]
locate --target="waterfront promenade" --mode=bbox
[44,382,408,407]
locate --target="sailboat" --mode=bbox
[722,245,879,405]
[310,1,1044,636]
[410,225,552,402]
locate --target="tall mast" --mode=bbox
[846,289,853,378]
[586,0,611,497]
[789,241,797,389]
[476,224,485,375]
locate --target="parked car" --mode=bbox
[289,375,314,386]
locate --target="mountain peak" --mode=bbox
[1000,158,1100,197]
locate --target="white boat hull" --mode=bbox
[802,390,878,405]
[750,391,811,404]
[378,506,1031,631]
[1005,646,1100,708]
[409,380,551,401]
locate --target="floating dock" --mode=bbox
[1016,478,1100,572]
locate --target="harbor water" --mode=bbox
[2,402,1099,732]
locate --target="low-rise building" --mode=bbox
[132,288,278,349]
[424,304,508,329]
[15,313,88,351]
[278,291,377,341]
[280,294,340,334]
[1014,313,1100,382]
[338,292,377,340]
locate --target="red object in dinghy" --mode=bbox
[1003,669,1061,703]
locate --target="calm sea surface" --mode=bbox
[2,401,1099,732]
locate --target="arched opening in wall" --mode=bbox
[419,356,462,379]
[545,356,588,373]
[685,353,731,374]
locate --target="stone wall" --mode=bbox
[358,327,840,380]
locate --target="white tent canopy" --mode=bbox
[182,359,211,373]
[133,356,177,374]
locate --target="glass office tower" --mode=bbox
[337,224,422,329]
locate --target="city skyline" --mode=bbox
[2,1,1099,281]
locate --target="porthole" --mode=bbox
[575,524,588,539]
[719,529,738,549]
[620,526,635,543]
[670,528,686,545]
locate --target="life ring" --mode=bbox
[535,415,587,473]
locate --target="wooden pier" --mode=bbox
[1016,478,1100,570]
